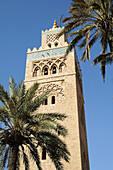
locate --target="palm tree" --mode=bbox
[0,77,70,170]
[58,0,113,81]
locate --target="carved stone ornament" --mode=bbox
[33,56,65,69]
[37,83,64,96]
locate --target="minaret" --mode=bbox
[25,20,90,170]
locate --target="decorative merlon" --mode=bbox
[27,48,31,53]
[32,47,37,52]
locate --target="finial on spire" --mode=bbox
[53,20,58,28]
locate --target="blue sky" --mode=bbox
[0,1,113,170]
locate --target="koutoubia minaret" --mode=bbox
[24,20,90,170]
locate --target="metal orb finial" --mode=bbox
[53,20,58,28]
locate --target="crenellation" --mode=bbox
[32,47,37,52]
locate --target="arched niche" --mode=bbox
[33,66,41,77]
[54,40,59,47]
[51,64,58,74]
[46,42,52,48]
[59,62,66,73]
[42,65,49,75]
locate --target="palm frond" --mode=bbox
[17,80,25,99]
[9,77,17,98]
[0,84,10,108]
[15,148,20,170]
[37,131,70,169]
[89,31,100,49]
[25,83,39,102]
[92,52,113,65]
[21,145,29,170]
[29,91,50,113]
[35,113,67,121]
[100,35,108,53]
[3,146,10,168]
[0,107,12,128]
[0,145,10,169]
[26,140,42,170]
[0,145,6,157]
[37,119,67,137]
[92,52,113,82]
[100,61,106,82]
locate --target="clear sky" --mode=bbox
[0,1,113,170]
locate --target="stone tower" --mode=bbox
[24,20,90,170]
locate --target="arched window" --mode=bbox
[43,98,48,105]
[48,43,51,48]
[51,65,57,74]
[33,67,40,77]
[51,96,55,104]
[52,66,56,74]
[33,69,37,77]
[55,42,58,47]
[59,63,65,73]
[43,66,48,75]
[42,148,46,160]
[44,67,48,75]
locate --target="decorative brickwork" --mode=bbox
[46,33,58,44]
[32,57,66,77]
[37,83,64,96]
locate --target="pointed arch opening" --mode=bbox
[59,62,65,73]
[42,66,49,75]
[47,42,52,48]
[42,147,46,160]
[51,64,57,74]
[42,98,48,105]
[33,66,40,77]
[54,40,59,47]
[51,96,55,104]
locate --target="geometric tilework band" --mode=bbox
[27,47,68,60]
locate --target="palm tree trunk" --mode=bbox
[8,145,19,170]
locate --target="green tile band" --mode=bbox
[27,47,69,60]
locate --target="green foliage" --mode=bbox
[59,0,113,81]
[0,77,70,170]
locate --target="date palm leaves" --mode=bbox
[58,0,113,81]
[0,77,70,170]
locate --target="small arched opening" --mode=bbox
[51,96,55,104]
[55,42,58,47]
[43,66,49,75]
[48,43,51,48]
[33,67,40,77]
[42,98,48,105]
[42,148,46,160]
[59,62,65,73]
[51,65,57,74]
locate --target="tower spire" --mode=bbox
[53,20,58,28]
